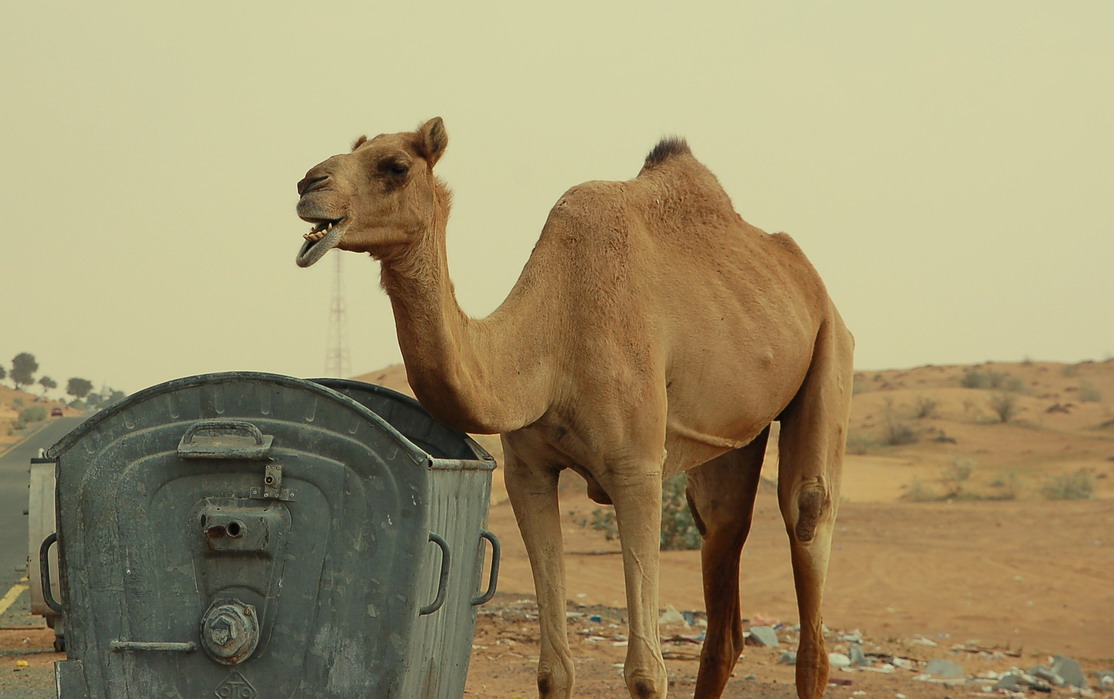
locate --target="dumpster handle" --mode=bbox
[420,533,451,616]
[40,532,63,614]
[177,420,274,460]
[471,530,500,606]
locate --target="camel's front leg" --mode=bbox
[503,444,575,698]
[609,472,668,698]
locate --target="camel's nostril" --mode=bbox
[298,174,329,196]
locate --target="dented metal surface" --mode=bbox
[46,372,498,698]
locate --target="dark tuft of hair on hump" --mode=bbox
[644,137,690,168]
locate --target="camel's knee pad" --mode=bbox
[794,485,830,543]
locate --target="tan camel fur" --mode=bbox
[294,118,854,699]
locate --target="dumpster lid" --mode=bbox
[46,372,490,469]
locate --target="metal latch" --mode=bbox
[249,463,295,502]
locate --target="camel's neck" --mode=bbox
[377,191,552,434]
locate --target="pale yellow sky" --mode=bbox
[2,2,1111,394]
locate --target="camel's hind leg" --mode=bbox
[685,426,770,698]
[503,441,575,697]
[776,317,854,699]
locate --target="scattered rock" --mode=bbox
[778,651,797,666]
[658,605,687,627]
[1030,664,1065,686]
[1091,669,1114,690]
[995,671,1026,692]
[744,625,780,648]
[996,668,1056,694]
[829,652,851,669]
[924,658,964,678]
[1051,655,1086,688]
[837,629,864,644]
[681,610,706,628]
[848,643,869,667]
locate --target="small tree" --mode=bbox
[659,474,701,551]
[988,392,1021,423]
[11,352,38,391]
[86,387,126,409]
[573,474,702,551]
[0,365,6,385]
[913,395,939,419]
[39,376,57,396]
[67,377,94,401]
[939,458,975,498]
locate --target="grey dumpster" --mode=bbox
[43,372,498,698]
[28,454,65,651]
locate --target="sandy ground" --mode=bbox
[4,487,1109,697]
[3,359,1112,696]
[456,476,1113,697]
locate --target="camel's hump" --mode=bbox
[643,137,691,168]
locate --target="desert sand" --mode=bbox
[358,360,1114,697]
[2,359,1111,697]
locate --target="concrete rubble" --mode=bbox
[477,599,1113,695]
[744,625,780,648]
[924,657,964,678]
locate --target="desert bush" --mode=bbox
[961,368,992,389]
[572,473,701,551]
[988,472,1021,501]
[1061,365,1079,378]
[572,508,619,541]
[881,398,917,445]
[883,419,917,445]
[19,405,47,424]
[659,474,701,550]
[902,479,940,502]
[1040,470,1094,500]
[913,395,939,419]
[988,392,1021,423]
[852,373,872,395]
[845,430,875,455]
[1079,382,1102,403]
[962,368,1024,392]
[939,458,975,498]
[905,462,1021,502]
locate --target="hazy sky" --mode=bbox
[2,2,1111,395]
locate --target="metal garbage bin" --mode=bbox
[43,372,499,698]
[28,454,65,651]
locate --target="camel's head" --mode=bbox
[295,117,448,267]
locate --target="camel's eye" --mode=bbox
[381,159,410,176]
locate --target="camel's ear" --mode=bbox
[418,117,447,167]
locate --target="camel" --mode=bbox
[293,118,854,699]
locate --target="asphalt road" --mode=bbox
[0,417,83,625]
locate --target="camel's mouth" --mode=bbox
[296,217,345,267]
